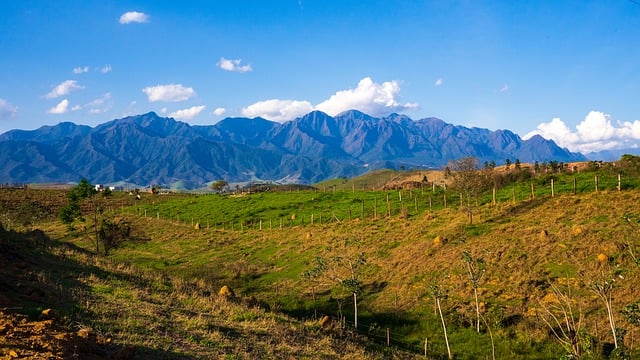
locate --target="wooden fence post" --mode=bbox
[595,175,599,193]
[618,173,621,191]
[551,178,555,197]
[386,193,391,216]
[492,187,496,206]
[386,328,390,347]
[374,197,378,219]
[530,182,535,200]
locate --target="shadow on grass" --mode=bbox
[0,224,201,359]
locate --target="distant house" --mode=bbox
[94,184,116,192]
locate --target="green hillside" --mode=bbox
[3,160,640,359]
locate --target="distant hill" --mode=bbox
[0,110,586,189]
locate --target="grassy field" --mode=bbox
[3,164,640,358]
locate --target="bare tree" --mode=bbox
[306,239,368,329]
[462,249,486,333]
[537,282,592,359]
[448,157,489,224]
[429,284,452,359]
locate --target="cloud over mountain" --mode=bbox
[315,77,418,117]
[142,84,196,102]
[169,105,206,120]
[242,100,313,122]
[47,99,70,114]
[241,77,418,122]
[524,111,640,153]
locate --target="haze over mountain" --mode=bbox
[0,110,586,189]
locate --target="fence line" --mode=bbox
[129,172,636,233]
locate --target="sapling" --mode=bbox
[429,284,452,359]
[462,249,486,333]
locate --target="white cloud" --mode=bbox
[47,99,70,114]
[315,77,418,117]
[142,84,196,102]
[100,64,112,74]
[45,80,84,99]
[242,99,314,122]
[523,111,640,153]
[240,77,418,122]
[119,11,149,24]
[217,57,252,73]
[499,84,510,93]
[85,93,112,114]
[0,99,18,119]
[212,107,226,116]
[435,78,443,87]
[169,105,206,120]
[73,66,89,74]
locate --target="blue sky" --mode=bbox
[1,1,639,154]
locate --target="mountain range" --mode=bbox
[0,110,586,189]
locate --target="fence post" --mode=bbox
[386,193,391,216]
[551,178,555,197]
[530,182,535,200]
[374,197,378,219]
[573,176,577,195]
[618,173,621,191]
[595,175,599,193]
[386,328,390,347]
[424,337,428,357]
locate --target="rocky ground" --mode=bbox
[0,225,132,360]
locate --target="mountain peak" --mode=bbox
[335,109,378,122]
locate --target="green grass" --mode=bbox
[15,165,640,359]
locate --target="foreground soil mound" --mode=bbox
[0,310,131,360]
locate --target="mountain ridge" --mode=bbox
[0,110,586,189]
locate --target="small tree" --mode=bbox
[449,157,488,224]
[462,250,486,333]
[591,267,621,350]
[210,180,228,193]
[59,178,112,254]
[308,240,368,329]
[537,282,593,359]
[430,283,452,359]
